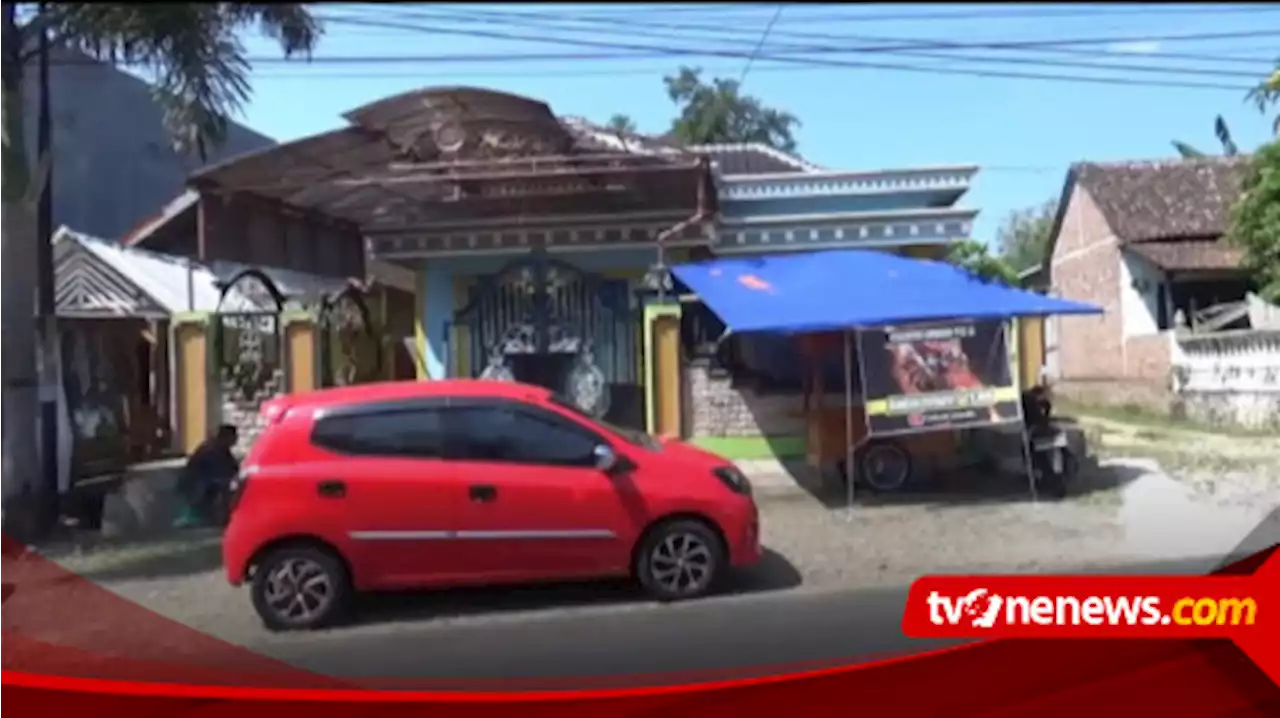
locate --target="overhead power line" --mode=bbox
[359,6,1271,82]
[361,4,1280,66]
[739,5,785,86]
[301,13,1270,92]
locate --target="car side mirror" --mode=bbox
[593,444,618,473]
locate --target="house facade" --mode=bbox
[168,86,981,461]
[1045,157,1256,408]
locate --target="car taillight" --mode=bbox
[228,464,258,513]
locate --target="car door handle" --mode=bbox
[469,484,498,503]
[317,480,346,499]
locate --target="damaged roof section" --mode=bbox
[188,87,711,235]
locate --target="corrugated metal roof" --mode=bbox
[55,226,222,314]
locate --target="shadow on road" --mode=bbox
[347,547,802,629]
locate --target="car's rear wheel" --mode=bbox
[635,519,726,602]
[250,543,352,631]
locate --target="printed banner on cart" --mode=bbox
[858,319,1020,435]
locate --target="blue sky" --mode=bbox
[230,3,1279,243]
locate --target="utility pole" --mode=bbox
[1,3,45,541]
[35,1,60,533]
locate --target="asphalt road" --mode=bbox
[250,553,1245,689]
[255,582,946,688]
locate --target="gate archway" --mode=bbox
[318,284,383,387]
[213,269,287,454]
[452,252,642,428]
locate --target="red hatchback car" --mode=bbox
[223,379,762,630]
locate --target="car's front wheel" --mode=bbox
[635,519,727,602]
[250,543,352,631]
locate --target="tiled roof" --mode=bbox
[1074,156,1251,243]
[1125,239,1245,272]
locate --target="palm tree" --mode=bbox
[1246,64,1280,135]
[1,3,322,538]
[1172,115,1239,159]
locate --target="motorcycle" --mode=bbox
[1021,385,1076,499]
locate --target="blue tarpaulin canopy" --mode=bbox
[671,249,1101,334]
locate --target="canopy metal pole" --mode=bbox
[1008,321,1039,503]
[843,329,856,520]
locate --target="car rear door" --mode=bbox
[442,399,644,581]
[308,400,469,589]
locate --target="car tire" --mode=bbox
[250,543,352,632]
[635,519,727,603]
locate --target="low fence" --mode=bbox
[1172,329,1280,430]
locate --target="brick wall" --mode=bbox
[1050,186,1126,380]
[684,360,807,437]
[1125,333,1174,383]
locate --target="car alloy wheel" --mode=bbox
[649,532,714,596]
[251,545,351,631]
[636,519,727,602]
[263,557,334,625]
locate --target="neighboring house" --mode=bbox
[23,46,274,241]
[1045,156,1255,404]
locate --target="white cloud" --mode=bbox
[1106,40,1163,55]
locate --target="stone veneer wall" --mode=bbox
[684,359,808,438]
[219,368,286,456]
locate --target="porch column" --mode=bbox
[415,263,455,379]
[643,302,683,438]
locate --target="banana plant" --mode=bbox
[1172,115,1239,158]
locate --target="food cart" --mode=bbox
[672,248,1102,510]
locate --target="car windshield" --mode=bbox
[548,394,663,452]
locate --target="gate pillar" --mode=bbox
[644,302,683,438]
[285,311,318,394]
[172,312,213,455]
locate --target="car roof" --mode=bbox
[278,379,552,411]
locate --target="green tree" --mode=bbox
[1172,115,1239,159]
[605,113,637,134]
[663,66,800,152]
[1,3,321,538]
[947,239,1019,286]
[995,199,1057,273]
[1246,63,1280,135]
[1226,139,1280,302]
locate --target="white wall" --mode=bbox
[1120,250,1171,339]
[1174,330,1280,430]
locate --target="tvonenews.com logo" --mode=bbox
[925,588,1258,630]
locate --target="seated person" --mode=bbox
[173,424,240,528]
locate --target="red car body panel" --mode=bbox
[223,380,761,592]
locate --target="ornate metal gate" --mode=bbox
[453,253,643,427]
[213,269,287,454]
[317,285,383,387]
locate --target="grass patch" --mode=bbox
[1054,397,1269,438]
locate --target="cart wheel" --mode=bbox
[834,441,915,493]
[858,441,913,493]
